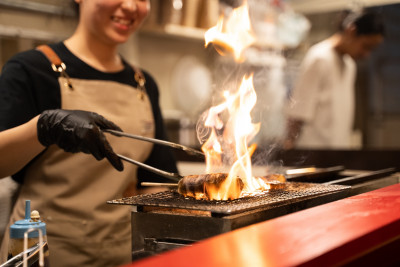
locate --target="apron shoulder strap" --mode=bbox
[132,66,145,84]
[131,65,146,100]
[37,44,146,97]
[36,44,62,67]
[36,44,73,89]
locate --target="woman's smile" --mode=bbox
[111,15,134,30]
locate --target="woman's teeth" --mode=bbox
[112,16,133,26]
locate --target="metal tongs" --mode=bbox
[104,129,204,182]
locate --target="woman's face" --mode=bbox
[77,0,150,45]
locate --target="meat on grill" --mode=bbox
[177,173,286,200]
[177,173,244,200]
[262,174,286,189]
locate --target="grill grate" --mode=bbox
[108,182,350,215]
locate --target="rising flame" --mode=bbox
[201,75,270,200]
[204,0,256,61]
[197,0,274,200]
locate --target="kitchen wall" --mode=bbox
[0,2,77,66]
[290,0,400,14]
[363,4,400,148]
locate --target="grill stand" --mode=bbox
[106,168,399,261]
[128,184,349,260]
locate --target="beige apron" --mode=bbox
[0,48,155,266]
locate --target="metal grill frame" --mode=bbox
[108,182,350,215]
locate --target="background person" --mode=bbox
[285,9,385,149]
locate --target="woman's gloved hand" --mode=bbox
[37,109,124,171]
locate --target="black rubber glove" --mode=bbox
[37,109,124,171]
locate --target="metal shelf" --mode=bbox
[139,24,206,42]
[0,0,75,16]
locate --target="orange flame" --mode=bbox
[204,0,256,61]
[201,75,269,200]
[202,130,223,170]
[195,0,275,200]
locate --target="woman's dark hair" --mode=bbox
[338,9,385,37]
[70,1,79,16]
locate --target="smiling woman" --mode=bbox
[0,0,178,266]
[68,0,150,70]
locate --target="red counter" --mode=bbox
[125,183,400,267]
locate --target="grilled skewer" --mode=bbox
[141,173,244,200]
[141,182,178,187]
[141,174,287,199]
[177,173,244,200]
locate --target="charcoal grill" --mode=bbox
[108,182,349,216]
[107,166,398,261]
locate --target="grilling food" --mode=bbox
[178,173,244,200]
[177,173,286,200]
[178,173,286,200]
[262,174,286,190]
